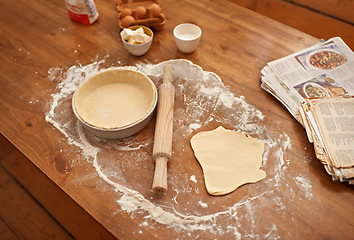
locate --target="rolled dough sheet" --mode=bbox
[190,126,266,195]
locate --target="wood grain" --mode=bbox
[0,0,353,239]
[152,64,175,193]
[293,0,354,23]
[0,146,116,240]
[229,0,354,50]
[256,0,354,50]
[0,166,72,240]
[231,0,354,23]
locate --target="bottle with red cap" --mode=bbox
[65,0,99,25]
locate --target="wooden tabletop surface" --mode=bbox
[1,0,353,239]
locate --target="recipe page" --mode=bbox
[312,97,354,169]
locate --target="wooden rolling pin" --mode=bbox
[152,64,174,194]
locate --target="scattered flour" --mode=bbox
[190,175,197,183]
[294,176,313,199]
[198,201,208,208]
[189,123,202,132]
[45,58,313,239]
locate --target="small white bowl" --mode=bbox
[121,25,153,56]
[173,23,202,53]
[72,69,157,139]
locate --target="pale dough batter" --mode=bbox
[74,69,156,129]
[191,126,266,195]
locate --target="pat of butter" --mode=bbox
[120,27,151,45]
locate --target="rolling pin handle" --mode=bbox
[152,156,169,194]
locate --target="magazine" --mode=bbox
[260,37,354,184]
[261,37,354,121]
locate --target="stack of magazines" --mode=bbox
[261,37,354,184]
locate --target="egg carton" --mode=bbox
[116,0,166,31]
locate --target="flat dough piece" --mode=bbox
[191,126,266,195]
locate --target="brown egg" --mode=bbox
[121,16,135,28]
[135,6,146,20]
[120,8,132,19]
[149,4,161,18]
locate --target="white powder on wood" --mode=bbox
[190,175,197,183]
[198,201,208,208]
[45,58,313,239]
[294,176,313,199]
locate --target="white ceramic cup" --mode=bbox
[173,23,202,53]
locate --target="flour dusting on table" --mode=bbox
[45,58,312,239]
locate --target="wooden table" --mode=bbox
[1,0,353,239]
